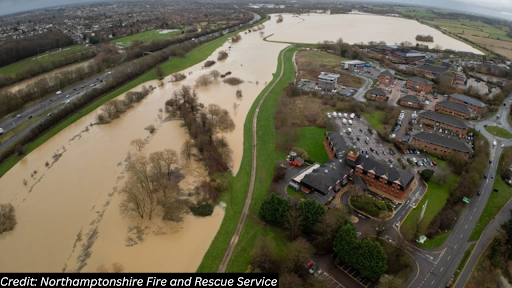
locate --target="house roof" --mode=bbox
[441,71,455,78]
[354,156,414,187]
[478,63,508,71]
[301,159,353,195]
[399,94,421,104]
[408,76,433,85]
[412,131,473,153]
[416,64,448,74]
[449,93,486,108]
[436,101,471,115]
[326,131,349,159]
[380,70,393,77]
[368,88,387,96]
[418,111,468,130]
[318,72,340,81]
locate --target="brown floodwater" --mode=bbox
[268,13,483,54]
[0,18,288,272]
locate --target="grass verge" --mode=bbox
[364,111,384,132]
[296,126,329,163]
[112,29,185,47]
[485,125,512,139]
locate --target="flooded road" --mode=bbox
[0,18,287,272]
[268,13,483,54]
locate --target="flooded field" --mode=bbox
[0,18,287,272]
[268,13,483,54]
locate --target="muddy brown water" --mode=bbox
[0,14,476,272]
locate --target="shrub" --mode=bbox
[259,194,291,226]
[217,51,228,61]
[351,194,392,218]
[223,77,244,85]
[171,73,186,82]
[420,169,435,182]
[0,203,16,234]
[231,34,242,43]
[196,74,213,87]
[189,203,214,216]
[204,60,216,68]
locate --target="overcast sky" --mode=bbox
[0,0,511,21]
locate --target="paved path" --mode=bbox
[217,45,291,272]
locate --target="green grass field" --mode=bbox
[0,29,244,178]
[485,126,512,139]
[364,111,384,132]
[0,45,92,77]
[401,175,458,247]
[113,29,185,47]
[295,126,329,163]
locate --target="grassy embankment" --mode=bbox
[112,29,185,47]
[198,47,298,272]
[0,45,92,77]
[296,126,329,163]
[470,147,512,241]
[363,111,384,131]
[401,174,458,248]
[0,29,246,177]
[485,125,512,139]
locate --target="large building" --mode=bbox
[448,93,486,115]
[378,70,394,86]
[370,45,426,64]
[417,111,468,137]
[398,95,422,109]
[476,63,509,77]
[406,76,433,93]
[366,88,388,101]
[414,64,448,79]
[410,131,473,159]
[317,72,340,91]
[341,60,366,71]
[435,101,471,119]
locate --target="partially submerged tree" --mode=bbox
[0,203,16,234]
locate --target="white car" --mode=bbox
[501,144,505,148]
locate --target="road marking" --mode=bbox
[431,280,435,285]
[440,267,444,272]
[460,234,463,239]
[455,244,458,249]
[470,216,473,220]
[448,255,451,260]
[465,224,468,229]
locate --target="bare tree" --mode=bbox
[209,70,221,81]
[195,74,213,87]
[217,51,228,61]
[149,149,178,179]
[181,140,194,164]
[97,262,125,273]
[207,104,235,132]
[213,136,233,167]
[130,138,145,151]
[285,206,303,240]
[0,203,16,234]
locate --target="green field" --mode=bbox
[364,111,384,132]
[485,126,512,139]
[113,29,185,47]
[425,19,512,43]
[0,27,248,178]
[396,8,439,18]
[401,175,458,247]
[0,45,92,77]
[295,126,329,163]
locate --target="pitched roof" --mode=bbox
[408,76,433,85]
[416,64,448,74]
[412,131,473,153]
[478,63,508,71]
[441,71,455,78]
[436,101,471,115]
[301,159,353,195]
[399,94,421,104]
[380,70,393,76]
[326,131,349,159]
[354,156,414,187]
[418,111,468,129]
[449,93,486,108]
[368,88,387,96]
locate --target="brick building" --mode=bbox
[476,63,509,77]
[417,111,468,137]
[414,64,448,79]
[435,101,471,119]
[406,76,433,93]
[378,70,394,86]
[410,131,473,159]
[366,88,388,101]
[398,95,422,109]
[448,93,486,115]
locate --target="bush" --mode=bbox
[420,169,435,182]
[217,51,228,61]
[351,194,392,218]
[231,34,242,43]
[189,203,214,216]
[223,77,244,85]
[204,60,216,68]
[259,194,291,226]
[0,203,16,234]
[171,73,186,82]
[196,74,213,87]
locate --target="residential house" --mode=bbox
[406,76,433,93]
[414,64,448,79]
[476,63,509,77]
[378,70,394,86]
[366,88,388,101]
[410,131,473,159]
[448,93,486,115]
[417,111,468,137]
[398,95,422,109]
[435,101,471,119]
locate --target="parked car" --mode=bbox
[309,265,317,274]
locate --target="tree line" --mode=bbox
[96,87,151,124]
[0,30,75,67]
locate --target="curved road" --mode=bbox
[217,45,292,272]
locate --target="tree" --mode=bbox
[279,273,302,288]
[420,169,434,182]
[334,222,359,264]
[209,70,221,80]
[217,51,228,61]
[156,65,164,80]
[489,229,507,269]
[259,194,291,226]
[356,239,388,282]
[181,140,194,164]
[298,199,325,234]
[313,207,347,253]
[149,149,178,179]
[250,237,280,273]
[283,238,314,274]
[97,262,125,273]
[0,203,16,234]
[207,104,235,132]
[285,206,303,240]
[130,138,145,151]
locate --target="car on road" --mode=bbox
[446,275,454,287]
[484,174,488,179]
[309,265,317,274]
[502,144,505,148]
[56,91,62,95]
[47,113,52,117]
[27,115,32,119]
[16,114,21,118]
[66,95,70,98]
[0,128,3,135]
[477,190,482,196]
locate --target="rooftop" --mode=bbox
[415,64,448,74]
[367,88,387,96]
[318,72,340,81]
[301,159,353,195]
[326,131,349,159]
[436,101,471,115]
[380,70,393,77]
[408,76,434,85]
[449,93,486,108]
[412,131,473,153]
[354,156,414,187]
[399,94,422,104]
[419,111,468,130]
[341,60,366,65]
